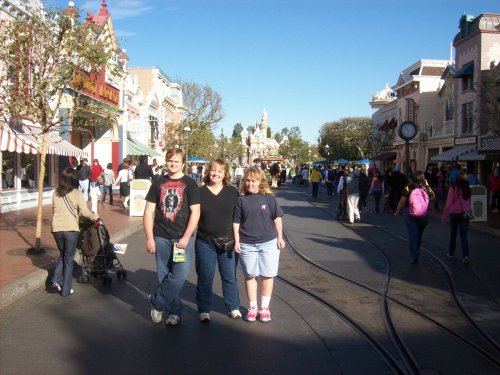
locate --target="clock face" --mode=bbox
[399,121,417,140]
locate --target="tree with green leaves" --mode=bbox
[0,7,110,251]
[276,126,309,165]
[481,61,500,136]
[318,117,373,161]
[232,123,243,138]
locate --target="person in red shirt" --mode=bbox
[90,159,104,193]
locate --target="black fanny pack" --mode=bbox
[212,234,235,252]
[198,232,235,253]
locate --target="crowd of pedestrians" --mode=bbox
[288,161,498,266]
[51,153,498,325]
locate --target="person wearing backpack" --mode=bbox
[394,172,435,264]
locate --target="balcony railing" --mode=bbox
[426,121,454,139]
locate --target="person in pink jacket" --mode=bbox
[441,172,472,264]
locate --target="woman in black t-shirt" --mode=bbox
[195,158,241,322]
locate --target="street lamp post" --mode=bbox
[325,144,330,162]
[183,125,191,174]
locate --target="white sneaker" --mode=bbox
[147,294,163,324]
[165,314,181,326]
[199,312,210,323]
[228,309,242,319]
[61,288,73,297]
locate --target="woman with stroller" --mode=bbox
[195,158,241,322]
[51,167,99,296]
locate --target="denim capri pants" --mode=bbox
[239,238,280,278]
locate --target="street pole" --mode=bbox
[405,140,410,175]
[184,142,189,175]
[183,125,191,175]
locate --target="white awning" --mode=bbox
[0,123,87,157]
[430,145,476,162]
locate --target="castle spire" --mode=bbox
[261,109,268,129]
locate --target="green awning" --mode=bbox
[453,61,474,78]
[126,138,162,157]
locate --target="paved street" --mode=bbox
[1,182,500,374]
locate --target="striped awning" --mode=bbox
[0,122,87,157]
[430,145,476,162]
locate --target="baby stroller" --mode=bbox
[78,218,127,285]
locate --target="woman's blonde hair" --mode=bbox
[240,166,272,195]
[203,158,231,186]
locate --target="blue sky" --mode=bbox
[48,0,500,143]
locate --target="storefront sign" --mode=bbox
[127,119,144,132]
[72,70,119,106]
[454,136,477,145]
[480,136,500,151]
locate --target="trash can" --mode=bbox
[129,179,152,217]
[470,185,487,222]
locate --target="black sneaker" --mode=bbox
[50,282,61,293]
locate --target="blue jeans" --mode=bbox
[373,190,382,213]
[52,231,79,295]
[102,184,113,204]
[448,213,469,258]
[150,236,193,316]
[404,213,429,260]
[195,239,240,313]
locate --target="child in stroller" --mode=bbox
[78,217,126,285]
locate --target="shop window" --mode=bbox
[20,153,37,188]
[2,151,15,189]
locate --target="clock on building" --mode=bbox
[398,121,417,141]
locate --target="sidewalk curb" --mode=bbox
[0,220,144,310]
